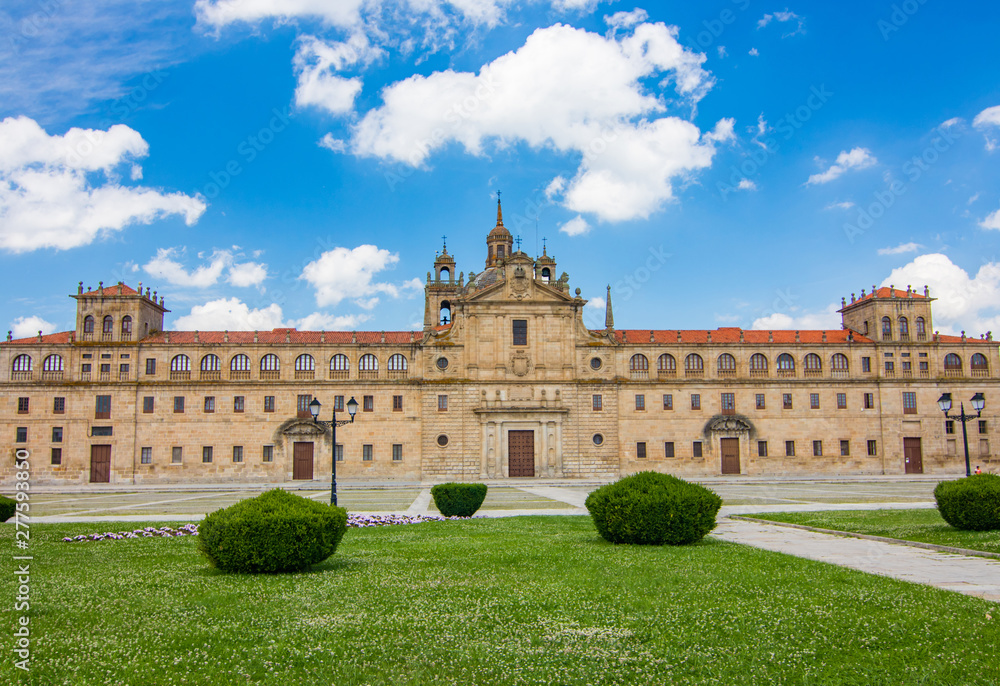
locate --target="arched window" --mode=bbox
[330,354,350,371]
[200,354,221,371]
[497,245,505,260]
[359,354,378,371]
[899,317,909,338]
[83,315,95,333]
[43,354,64,372]
[629,354,649,372]
[916,317,926,338]
[102,315,114,334]
[170,354,191,372]
[230,354,251,371]
[777,354,795,370]
[685,354,704,371]
[717,353,736,371]
[440,267,450,281]
[657,354,676,372]
[121,316,132,337]
[295,354,316,371]
[971,353,988,371]
[260,354,280,371]
[12,354,32,372]
[749,353,769,371]
[440,300,452,325]
[944,353,961,371]
[804,353,822,371]
[388,354,408,371]
[541,267,551,282]
[881,316,892,339]
[831,353,849,372]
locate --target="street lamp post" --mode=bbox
[309,396,359,506]
[937,392,986,477]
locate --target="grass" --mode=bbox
[746,509,1000,555]
[2,516,998,685]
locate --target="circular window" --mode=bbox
[436,434,449,447]
[436,357,449,370]
[590,357,602,370]
[593,433,604,446]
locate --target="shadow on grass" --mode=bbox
[194,555,366,577]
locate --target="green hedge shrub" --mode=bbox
[0,495,15,522]
[431,483,488,517]
[198,489,347,573]
[934,474,1000,531]
[585,471,722,545]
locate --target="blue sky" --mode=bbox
[2,0,1000,338]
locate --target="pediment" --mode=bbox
[463,271,575,304]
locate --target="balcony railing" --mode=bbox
[359,370,379,380]
[749,369,769,379]
[260,370,280,381]
[10,371,32,381]
[230,371,250,381]
[831,369,848,379]
[99,371,112,382]
[80,371,92,382]
[329,370,349,380]
[972,369,989,378]
[118,371,131,381]
[294,370,316,380]
[629,370,649,380]
[41,371,63,381]
[387,369,408,379]
[944,368,962,378]
[101,332,114,342]
[777,369,796,378]
[82,332,94,341]
[684,369,704,378]
[121,332,132,341]
[803,369,822,378]
[200,371,221,381]
[169,371,191,381]
[717,369,736,378]
[657,369,676,378]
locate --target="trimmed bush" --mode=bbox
[585,471,722,545]
[934,474,1000,531]
[431,483,488,517]
[0,495,15,522]
[198,489,347,573]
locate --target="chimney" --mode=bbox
[676,331,681,343]
[194,331,199,343]
[224,330,229,343]
[253,331,258,343]
[285,331,291,343]
[768,331,773,343]
[822,331,827,342]
[795,331,800,342]
[320,331,326,343]
[649,331,654,343]
[706,331,712,343]
[739,330,744,343]
[381,331,386,343]
[352,332,357,343]
[37,331,42,342]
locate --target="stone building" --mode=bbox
[2,200,998,485]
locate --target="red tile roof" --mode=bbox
[605,328,875,345]
[1,331,75,346]
[840,286,930,310]
[78,283,141,297]
[141,329,421,345]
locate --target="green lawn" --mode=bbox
[3,516,998,685]
[746,509,1000,555]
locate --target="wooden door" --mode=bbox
[90,445,111,483]
[720,438,740,475]
[903,438,923,474]
[508,430,535,477]
[293,442,314,480]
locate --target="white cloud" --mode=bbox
[173,298,285,330]
[10,315,56,338]
[824,201,855,211]
[0,117,205,253]
[748,47,759,56]
[351,22,729,223]
[319,134,348,153]
[558,215,590,236]
[751,303,840,330]
[980,207,1000,231]
[300,244,408,308]
[293,33,383,115]
[227,261,269,287]
[877,242,922,256]
[757,9,805,36]
[295,311,371,330]
[973,105,1000,151]
[143,247,268,288]
[968,192,980,205]
[806,147,877,185]
[940,117,963,129]
[717,46,727,58]
[545,176,567,199]
[605,9,648,31]
[737,178,757,191]
[195,0,368,29]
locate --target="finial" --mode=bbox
[515,235,522,251]
[78,281,83,295]
[542,237,547,255]
[441,235,447,253]
[496,192,503,225]
[605,285,614,330]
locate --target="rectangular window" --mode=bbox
[81,363,91,373]
[758,440,768,457]
[142,396,154,413]
[636,442,647,459]
[862,357,871,373]
[839,439,851,456]
[863,392,875,410]
[755,394,766,410]
[693,441,703,458]
[141,447,152,464]
[593,395,602,411]
[980,420,988,434]
[512,319,527,346]
[53,397,65,414]
[785,440,795,457]
[96,395,111,419]
[885,361,894,372]
[362,444,373,461]
[837,393,847,409]
[437,395,448,411]
[16,427,27,443]
[202,446,213,463]
[145,358,156,375]
[813,440,823,456]
[264,396,275,413]
[204,396,215,413]
[721,393,735,414]
[635,394,645,411]
[171,447,182,464]
[783,393,793,410]
[691,394,701,410]
[333,395,344,411]
[234,396,244,413]
[297,394,312,417]
[335,444,343,462]
[867,440,877,456]
[52,427,63,442]
[364,395,374,412]
[919,361,929,372]
[392,444,403,462]
[100,364,110,374]
[945,420,955,435]
[91,427,113,437]
[233,446,243,463]
[663,394,673,410]
[173,396,185,413]
[810,393,820,410]
[393,395,403,412]
[17,397,29,414]
[262,445,274,463]
[119,363,129,375]
[901,361,911,372]
[902,392,917,415]
[51,447,62,465]
[664,441,675,458]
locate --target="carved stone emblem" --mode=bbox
[511,265,529,297]
[509,350,533,377]
[705,415,755,435]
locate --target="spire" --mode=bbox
[605,285,614,330]
[496,194,503,226]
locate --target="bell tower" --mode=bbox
[424,239,462,330]
[485,197,513,268]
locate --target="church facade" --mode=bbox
[2,201,998,486]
